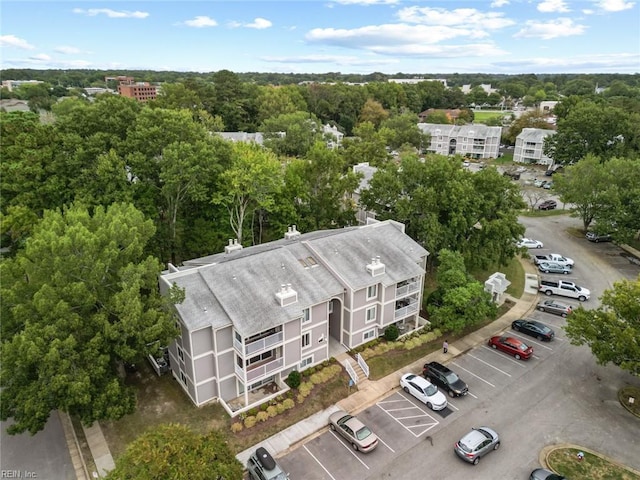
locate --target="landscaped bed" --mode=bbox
[547,447,640,479]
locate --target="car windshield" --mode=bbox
[425,384,437,396]
[518,343,528,351]
[356,426,372,441]
[539,325,551,333]
[445,372,459,383]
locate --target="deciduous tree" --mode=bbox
[565,276,640,375]
[0,203,180,434]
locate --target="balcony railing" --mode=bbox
[235,357,284,383]
[234,331,283,357]
[394,302,419,320]
[396,281,419,297]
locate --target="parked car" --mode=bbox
[533,253,574,267]
[586,231,612,243]
[488,336,533,360]
[543,181,553,189]
[544,169,554,177]
[538,200,557,210]
[517,237,544,249]
[530,468,567,480]
[539,279,590,301]
[454,426,500,465]
[423,361,468,398]
[511,319,555,341]
[538,261,572,275]
[534,179,547,188]
[400,373,448,410]
[462,160,471,168]
[328,410,379,453]
[536,299,572,317]
[247,447,290,480]
[503,170,521,180]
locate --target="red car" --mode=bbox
[488,336,533,360]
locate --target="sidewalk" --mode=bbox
[236,288,540,466]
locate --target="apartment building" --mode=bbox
[159,220,428,414]
[418,123,502,159]
[513,128,556,165]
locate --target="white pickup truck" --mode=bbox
[539,279,590,301]
[533,253,574,267]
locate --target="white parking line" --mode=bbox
[451,362,495,388]
[304,445,337,480]
[481,347,528,368]
[377,399,439,438]
[468,353,513,375]
[376,434,396,453]
[329,431,369,469]
[509,332,554,350]
[446,400,459,411]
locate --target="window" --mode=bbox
[328,301,334,314]
[300,356,313,369]
[180,372,187,385]
[302,308,311,324]
[177,346,184,361]
[367,284,377,299]
[247,350,273,366]
[302,332,310,348]
[366,306,376,323]
[363,329,376,341]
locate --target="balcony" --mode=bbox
[234,331,283,357]
[235,357,284,383]
[396,280,420,297]
[394,298,419,320]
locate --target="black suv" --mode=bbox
[538,200,557,210]
[423,362,468,397]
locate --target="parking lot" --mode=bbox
[279,318,573,479]
[276,214,639,479]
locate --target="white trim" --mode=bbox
[300,355,314,369]
[302,331,311,348]
[302,307,311,324]
[365,305,377,323]
[367,284,378,300]
[363,329,376,341]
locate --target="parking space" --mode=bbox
[376,393,440,437]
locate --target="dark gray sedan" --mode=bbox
[537,299,573,317]
[512,319,555,341]
[530,468,567,479]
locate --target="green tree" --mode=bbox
[340,121,390,168]
[212,142,283,245]
[358,98,389,128]
[379,112,428,150]
[422,111,450,125]
[106,424,243,480]
[261,111,324,157]
[552,154,614,231]
[565,276,640,375]
[256,85,308,125]
[503,110,551,145]
[0,203,180,434]
[428,249,497,333]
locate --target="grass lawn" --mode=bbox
[470,256,525,298]
[100,361,352,458]
[520,209,571,217]
[619,386,640,417]
[473,110,510,123]
[547,447,640,480]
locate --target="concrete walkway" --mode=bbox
[236,288,540,466]
[83,422,115,478]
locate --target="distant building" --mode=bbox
[389,78,448,87]
[0,99,30,112]
[418,123,502,159]
[352,162,378,225]
[323,124,344,149]
[461,84,498,95]
[538,101,558,114]
[216,132,265,145]
[418,108,462,123]
[84,87,114,96]
[1,80,44,92]
[118,82,157,102]
[513,128,556,165]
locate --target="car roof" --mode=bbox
[404,373,432,388]
[427,361,450,372]
[460,429,489,447]
[344,416,366,431]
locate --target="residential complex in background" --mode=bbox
[418,123,502,159]
[513,128,557,165]
[159,220,428,415]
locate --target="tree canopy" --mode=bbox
[106,424,243,480]
[0,203,180,434]
[565,276,640,375]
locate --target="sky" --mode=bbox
[1,0,639,75]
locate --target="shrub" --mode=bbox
[286,370,301,389]
[276,403,286,414]
[244,416,257,428]
[260,403,269,412]
[230,422,243,433]
[248,408,259,417]
[310,373,323,385]
[256,411,269,423]
[299,382,313,397]
[283,398,295,410]
[384,324,400,341]
[266,405,278,418]
[297,393,305,404]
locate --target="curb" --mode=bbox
[540,443,640,477]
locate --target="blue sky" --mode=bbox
[1,1,639,74]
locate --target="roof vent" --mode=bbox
[275,283,298,307]
[366,256,385,277]
[224,239,243,254]
[285,225,301,240]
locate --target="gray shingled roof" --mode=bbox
[162,220,428,337]
[517,128,556,142]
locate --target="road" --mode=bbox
[277,214,640,479]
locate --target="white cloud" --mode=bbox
[595,0,635,11]
[261,54,398,66]
[72,8,149,19]
[247,18,273,29]
[582,8,595,13]
[329,0,400,5]
[493,52,640,72]
[396,7,516,30]
[514,18,586,39]
[537,0,571,13]
[183,16,218,27]
[0,35,35,50]
[55,45,82,54]
[491,0,510,6]
[29,53,51,61]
